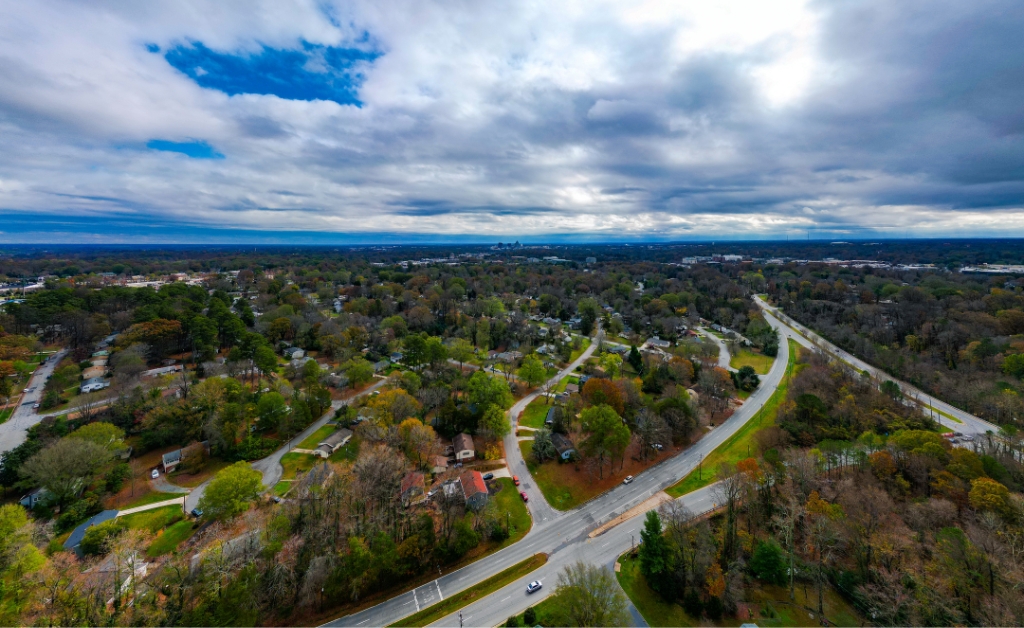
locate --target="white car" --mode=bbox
[151,469,160,479]
[623,475,634,484]
[526,581,542,594]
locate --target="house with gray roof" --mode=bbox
[314,428,353,458]
[64,510,119,555]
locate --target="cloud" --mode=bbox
[0,0,1022,243]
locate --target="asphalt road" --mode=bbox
[754,296,1000,436]
[697,327,736,372]
[326,327,792,627]
[0,348,67,453]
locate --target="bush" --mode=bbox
[523,607,536,625]
[80,519,127,555]
[105,462,132,493]
[682,589,703,617]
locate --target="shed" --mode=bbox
[431,455,449,474]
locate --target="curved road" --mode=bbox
[0,349,67,453]
[697,327,735,372]
[754,296,999,436]
[326,325,792,627]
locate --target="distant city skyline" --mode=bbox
[2,1,1023,243]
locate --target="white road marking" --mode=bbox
[357,620,369,625]
[501,596,511,602]
[413,588,420,612]
[436,580,444,601]
[601,542,609,548]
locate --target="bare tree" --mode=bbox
[555,561,630,627]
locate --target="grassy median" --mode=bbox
[666,339,800,498]
[389,553,548,627]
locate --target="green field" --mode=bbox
[667,339,800,498]
[119,505,184,533]
[273,481,292,497]
[507,587,576,627]
[147,520,197,557]
[518,397,552,429]
[390,553,548,627]
[0,408,12,424]
[568,338,591,363]
[730,347,774,374]
[491,478,532,546]
[280,452,319,480]
[297,424,337,449]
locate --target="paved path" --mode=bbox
[754,296,1000,436]
[185,378,388,512]
[326,326,791,627]
[698,327,736,372]
[116,495,187,517]
[0,349,67,453]
[150,476,190,494]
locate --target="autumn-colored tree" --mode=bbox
[581,378,624,415]
[397,418,436,466]
[366,389,421,426]
[969,477,1013,518]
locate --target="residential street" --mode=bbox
[325,325,791,627]
[753,296,1000,436]
[0,348,67,453]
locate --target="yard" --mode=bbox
[521,439,673,511]
[667,339,802,498]
[518,397,552,429]
[146,519,197,557]
[616,552,863,627]
[730,347,774,375]
[297,424,337,449]
[489,478,532,546]
[168,458,233,488]
[119,504,185,534]
[280,452,319,480]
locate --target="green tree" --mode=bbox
[467,371,514,412]
[750,539,787,585]
[599,352,622,378]
[198,461,263,521]
[532,428,557,463]
[478,404,511,440]
[628,346,644,375]
[67,421,126,454]
[580,405,630,478]
[969,477,1012,517]
[555,561,630,627]
[19,437,113,510]
[638,511,670,590]
[344,358,374,387]
[447,338,475,370]
[577,298,600,336]
[1002,353,1024,378]
[257,392,288,431]
[253,345,279,382]
[517,356,547,388]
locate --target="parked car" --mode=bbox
[623,475,634,484]
[520,491,529,502]
[271,496,283,503]
[526,581,542,594]
[482,472,494,481]
[651,443,663,451]
[512,475,520,486]
[151,469,159,479]
[32,403,39,409]
[190,508,204,518]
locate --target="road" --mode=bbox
[0,348,68,453]
[753,296,1000,436]
[185,378,389,512]
[326,328,792,627]
[697,327,736,372]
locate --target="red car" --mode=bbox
[512,475,520,486]
[520,491,529,502]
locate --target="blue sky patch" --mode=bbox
[146,139,224,159]
[162,40,379,106]
[145,43,160,53]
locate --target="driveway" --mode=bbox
[698,327,736,372]
[0,348,67,453]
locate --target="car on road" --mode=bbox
[512,475,520,486]
[23,388,30,394]
[151,469,160,479]
[623,475,634,484]
[526,581,542,594]
[520,491,529,502]
[190,508,203,518]
[482,472,494,480]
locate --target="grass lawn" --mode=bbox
[667,339,801,498]
[119,505,184,534]
[273,481,292,497]
[519,397,552,429]
[569,338,591,363]
[330,435,360,462]
[508,586,575,627]
[521,439,672,511]
[281,452,319,480]
[390,553,548,627]
[120,490,179,509]
[730,348,774,375]
[146,519,197,557]
[490,478,532,545]
[0,408,12,424]
[297,424,337,449]
[616,552,863,627]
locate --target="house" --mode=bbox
[401,471,426,505]
[19,487,50,509]
[647,336,671,349]
[373,360,390,372]
[459,470,489,510]
[64,509,119,555]
[390,351,403,363]
[564,383,579,395]
[545,406,558,426]
[551,433,576,460]
[80,377,109,394]
[453,433,475,461]
[283,347,305,360]
[161,449,182,473]
[140,364,182,379]
[431,455,449,474]
[314,428,353,458]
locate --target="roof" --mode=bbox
[432,455,449,468]
[565,383,579,394]
[319,428,353,449]
[401,471,425,495]
[551,433,575,455]
[64,509,119,550]
[460,470,487,499]
[545,407,557,423]
[162,449,182,465]
[454,433,475,452]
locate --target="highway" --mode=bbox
[0,348,68,453]
[327,323,792,627]
[753,296,1000,436]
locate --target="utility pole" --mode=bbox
[698,453,703,481]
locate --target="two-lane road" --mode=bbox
[0,348,67,453]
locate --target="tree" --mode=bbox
[517,356,547,388]
[639,511,669,588]
[366,389,421,425]
[599,353,622,378]
[67,421,126,454]
[466,371,513,412]
[969,477,1012,517]
[628,345,644,375]
[447,338,475,370]
[257,392,289,431]
[580,405,630,478]
[532,428,557,463]
[581,378,624,415]
[397,418,436,466]
[344,358,374,388]
[555,561,630,627]
[198,461,263,521]
[478,404,511,440]
[750,539,786,585]
[253,345,279,383]
[733,365,760,391]
[20,438,112,510]
[577,298,600,336]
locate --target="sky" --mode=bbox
[1,0,1023,244]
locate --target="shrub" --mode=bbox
[750,539,787,585]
